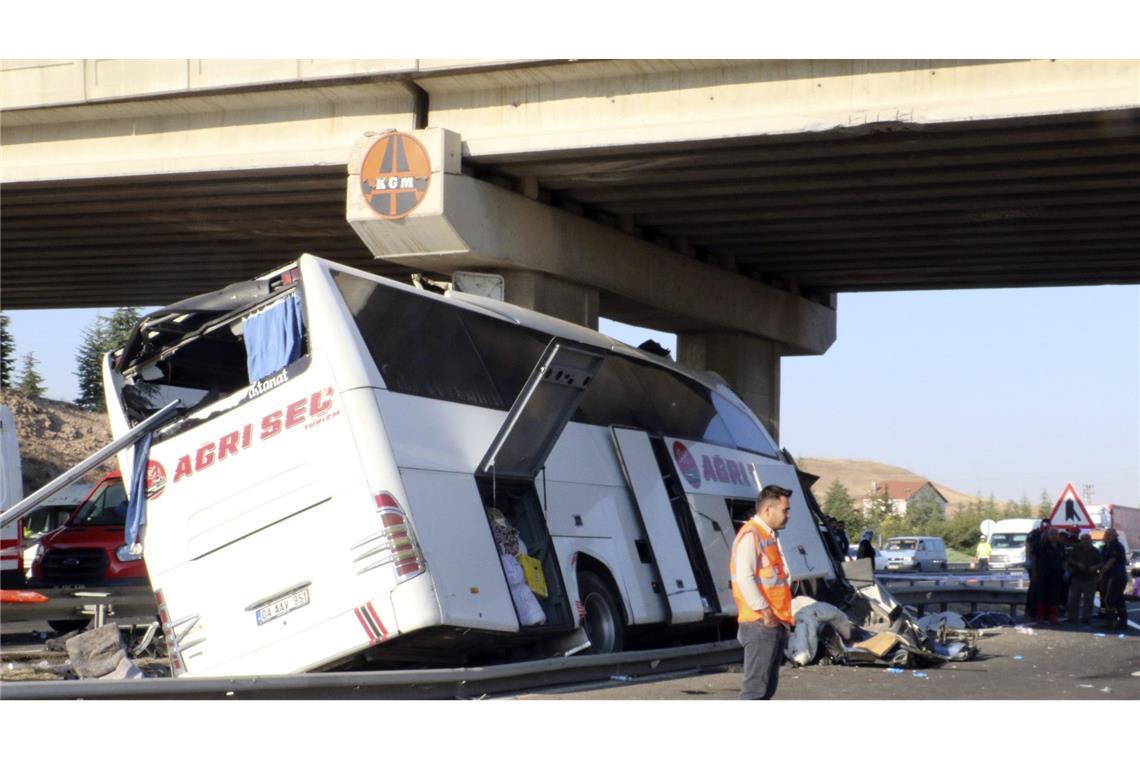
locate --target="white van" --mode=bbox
[879,536,948,572]
[984,518,1040,570]
[102,255,837,677]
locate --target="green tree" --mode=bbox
[73,320,108,410]
[905,492,944,535]
[1009,495,1034,518]
[73,307,142,412]
[878,514,908,543]
[17,352,45,398]
[821,480,865,543]
[825,480,857,524]
[0,312,15,388]
[943,510,985,552]
[1037,489,1053,520]
[865,487,896,531]
[104,307,142,345]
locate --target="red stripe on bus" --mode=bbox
[353,608,377,645]
[366,601,388,639]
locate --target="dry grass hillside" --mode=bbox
[795,457,977,516]
[0,390,115,495]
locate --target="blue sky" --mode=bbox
[4,285,1138,505]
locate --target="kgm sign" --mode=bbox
[360,132,432,220]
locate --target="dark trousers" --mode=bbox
[737,621,787,700]
[1102,575,1128,628]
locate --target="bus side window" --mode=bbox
[333,270,504,408]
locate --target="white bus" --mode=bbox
[103,254,834,677]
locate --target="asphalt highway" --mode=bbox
[517,603,1140,700]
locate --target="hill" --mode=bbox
[0,390,115,495]
[794,457,977,515]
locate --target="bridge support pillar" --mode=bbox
[677,331,782,442]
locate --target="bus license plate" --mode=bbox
[255,588,310,625]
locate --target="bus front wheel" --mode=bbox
[579,570,625,654]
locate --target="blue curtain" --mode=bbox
[244,295,303,384]
[123,432,152,554]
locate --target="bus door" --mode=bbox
[610,427,706,624]
[477,339,606,630]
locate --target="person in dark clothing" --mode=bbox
[857,529,876,561]
[1099,528,1129,630]
[1032,530,1066,623]
[1025,519,1050,572]
[1024,518,1050,618]
[836,522,850,556]
[1066,532,1102,624]
[1058,530,1075,615]
[820,517,845,563]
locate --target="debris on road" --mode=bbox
[65,623,143,679]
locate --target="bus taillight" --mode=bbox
[374,492,426,582]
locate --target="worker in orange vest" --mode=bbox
[730,483,795,699]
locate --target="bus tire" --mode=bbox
[579,570,625,654]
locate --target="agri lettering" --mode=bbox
[700,454,754,487]
[171,388,334,483]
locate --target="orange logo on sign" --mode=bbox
[359,132,432,220]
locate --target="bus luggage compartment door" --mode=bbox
[610,427,704,624]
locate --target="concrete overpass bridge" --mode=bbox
[3,59,1139,435]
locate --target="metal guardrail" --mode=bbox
[0,639,743,700]
[0,584,156,625]
[883,576,1028,616]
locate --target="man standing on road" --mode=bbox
[975,534,992,572]
[731,484,795,700]
[1024,518,1050,619]
[1065,532,1101,625]
[1099,528,1129,630]
[836,521,850,557]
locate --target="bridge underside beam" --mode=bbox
[3,59,1139,311]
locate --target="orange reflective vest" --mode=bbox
[730,517,794,625]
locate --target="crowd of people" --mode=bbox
[1021,519,1130,629]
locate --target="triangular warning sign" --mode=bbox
[1047,482,1095,529]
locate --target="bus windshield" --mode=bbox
[990,532,1027,549]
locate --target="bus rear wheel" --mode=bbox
[579,570,625,654]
